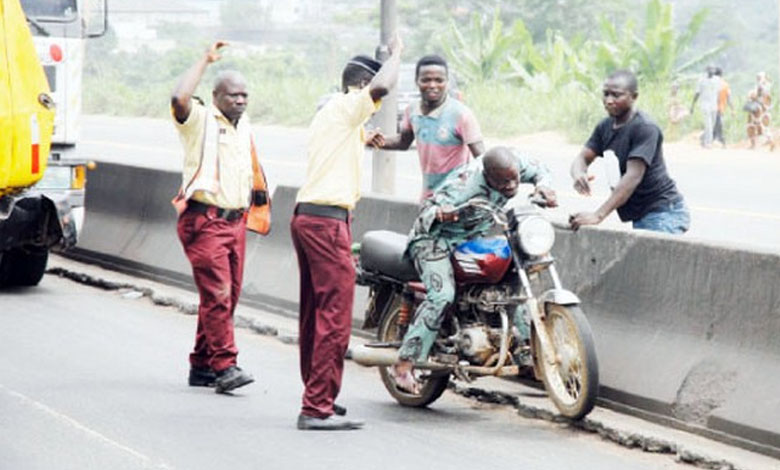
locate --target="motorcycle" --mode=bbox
[351,197,599,420]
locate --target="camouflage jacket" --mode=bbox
[407,150,553,253]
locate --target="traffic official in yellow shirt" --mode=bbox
[292,36,403,431]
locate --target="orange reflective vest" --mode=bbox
[172,133,271,236]
[246,136,271,235]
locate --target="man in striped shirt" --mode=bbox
[378,55,484,200]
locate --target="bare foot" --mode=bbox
[391,361,420,394]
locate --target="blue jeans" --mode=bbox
[632,200,690,234]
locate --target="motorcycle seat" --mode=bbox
[359,230,419,282]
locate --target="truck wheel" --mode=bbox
[0,248,48,287]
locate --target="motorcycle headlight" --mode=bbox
[518,216,555,257]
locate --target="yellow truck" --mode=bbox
[0,0,106,286]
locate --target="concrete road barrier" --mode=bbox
[69,162,780,456]
[552,228,780,454]
[70,163,419,319]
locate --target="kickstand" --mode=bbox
[453,364,472,383]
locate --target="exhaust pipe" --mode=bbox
[350,345,399,367]
[349,345,451,371]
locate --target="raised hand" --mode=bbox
[206,40,229,63]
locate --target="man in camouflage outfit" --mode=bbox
[392,146,557,392]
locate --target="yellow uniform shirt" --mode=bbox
[296,87,380,210]
[173,102,253,209]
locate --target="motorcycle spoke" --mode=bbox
[548,314,585,403]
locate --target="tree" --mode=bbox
[440,8,520,83]
[510,0,629,42]
[594,0,731,82]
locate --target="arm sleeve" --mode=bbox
[584,122,604,157]
[400,105,413,134]
[627,122,660,166]
[171,102,206,155]
[342,87,381,128]
[416,167,473,234]
[456,107,483,144]
[511,149,553,188]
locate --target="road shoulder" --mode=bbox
[47,254,779,470]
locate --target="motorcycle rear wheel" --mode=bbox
[377,301,450,407]
[533,304,598,420]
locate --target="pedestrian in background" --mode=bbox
[570,69,690,234]
[745,71,775,151]
[667,81,688,141]
[712,67,732,148]
[290,36,403,431]
[690,65,720,148]
[377,54,484,200]
[171,41,270,394]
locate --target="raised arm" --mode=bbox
[171,41,227,123]
[368,35,403,102]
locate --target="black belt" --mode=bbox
[187,200,246,222]
[295,202,349,221]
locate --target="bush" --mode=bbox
[464,80,602,141]
[84,44,330,126]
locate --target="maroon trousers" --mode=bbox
[290,213,355,418]
[177,208,246,372]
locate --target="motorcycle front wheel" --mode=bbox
[377,301,450,407]
[532,304,599,420]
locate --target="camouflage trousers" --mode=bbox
[398,239,455,363]
[398,239,532,363]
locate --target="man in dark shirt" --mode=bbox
[569,69,690,234]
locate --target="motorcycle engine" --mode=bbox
[458,325,496,364]
[453,285,519,365]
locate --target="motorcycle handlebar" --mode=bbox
[528,194,550,208]
[451,198,509,227]
[452,193,549,216]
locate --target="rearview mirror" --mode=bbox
[84,0,107,38]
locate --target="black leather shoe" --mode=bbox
[188,367,216,387]
[297,414,364,431]
[333,403,347,416]
[214,366,254,393]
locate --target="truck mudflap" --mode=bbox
[0,192,76,251]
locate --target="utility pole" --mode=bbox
[371,0,397,195]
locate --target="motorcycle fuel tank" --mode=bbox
[452,237,512,284]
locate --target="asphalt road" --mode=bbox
[78,114,780,252]
[0,273,694,470]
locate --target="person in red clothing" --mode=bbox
[171,41,256,394]
[291,36,403,431]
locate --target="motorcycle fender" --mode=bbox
[539,289,580,307]
[361,285,400,330]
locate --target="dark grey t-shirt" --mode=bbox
[585,111,683,221]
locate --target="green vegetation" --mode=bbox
[83,0,767,144]
[84,34,329,126]
[435,0,739,140]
